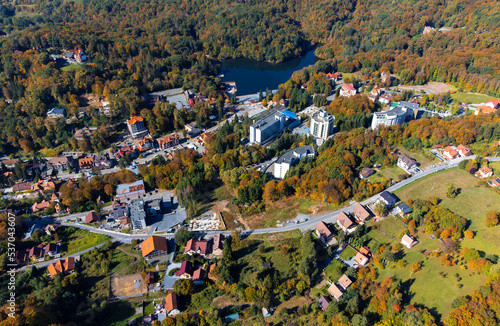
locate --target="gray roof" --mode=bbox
[398,154,417,167]
[47,107,66,116]
[400,101,420,110]
[397,204,412,214]
[128,199,147,230]
[250,110,285,130]
[275,146,315,165]
[380,191,397,204]
[374,106,406,119]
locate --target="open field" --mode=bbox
[396,82,455,95]
[394,167,500,256]
[451,92,495,104]
[376,231,487,317]
[373,168,500,316]
[489,161,500,176]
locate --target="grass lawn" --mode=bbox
[339,246,357,260]
[371,215,407,239]
[58,226,111,256]
[368,166,404,183]
[396,147,438,168]
[246,229,302,241]
[451,92,495,104]
[61,64,84,72]
[110,249,135,274]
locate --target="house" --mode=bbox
[316,221,333,240]
[193,268,206,285]
[396,204,412,217]
[44,224,58,235]
[85,211,98,223]
[359,168,375,179]
[141,235,168,259]
[332,72,342,82]
[318,296,330,311]
[13,181,33,193]
[423,26,436,34]
[378,93,393,105]
[487,99,500,109]
[93,154,113,170]
[47,108,66,119]
[28,246,45,262]
[114,146,137,160]
[397,154,417,172]
[136,136,155,152]
[475,166,493,178]
[127,116,148,138]
[175,261,193,278]
[116,180,145,201]
[184,238,211,257]
[456,144,472,157]
[368,86,382,102]
[79,156,94,170]
[443,146,458,160]
[475,106,497,115]
[1,159,19,169]
[360,246,371,257]
[212,233,225,256]
[32,179,58,192]
[185,122,197,132]
[74,127,93,140]
[47,257,76,278]
[338,275,352,290]
[379,191,397,206]
[353,203,371,223]
[157,133,180,150]
[339,83,357,97]
[32,200,52,213]
[353,252,369,267]
[44,242,61,258]
[14,251,27,266]
[328,283,344,301]
[48,156,74,171]
[336,212,355,233]
[490,178,500,188]
[401,234,418,249]
[165,293,180,316]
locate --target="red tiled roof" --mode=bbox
[342,83,355,91]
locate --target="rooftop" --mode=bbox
[275,145,315,165]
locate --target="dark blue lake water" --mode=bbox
[221,49,318,95]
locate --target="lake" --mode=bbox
[221,49,319,95]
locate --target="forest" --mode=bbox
[0,0,499,154]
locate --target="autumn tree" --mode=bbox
[484,212,499,227]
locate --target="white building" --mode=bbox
[397,154,417,172]
[339,83,357,97]
[371,101,419,130]
[310,110,334,141]
[273,146,315,179]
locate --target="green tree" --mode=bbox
[446,184,458,198]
